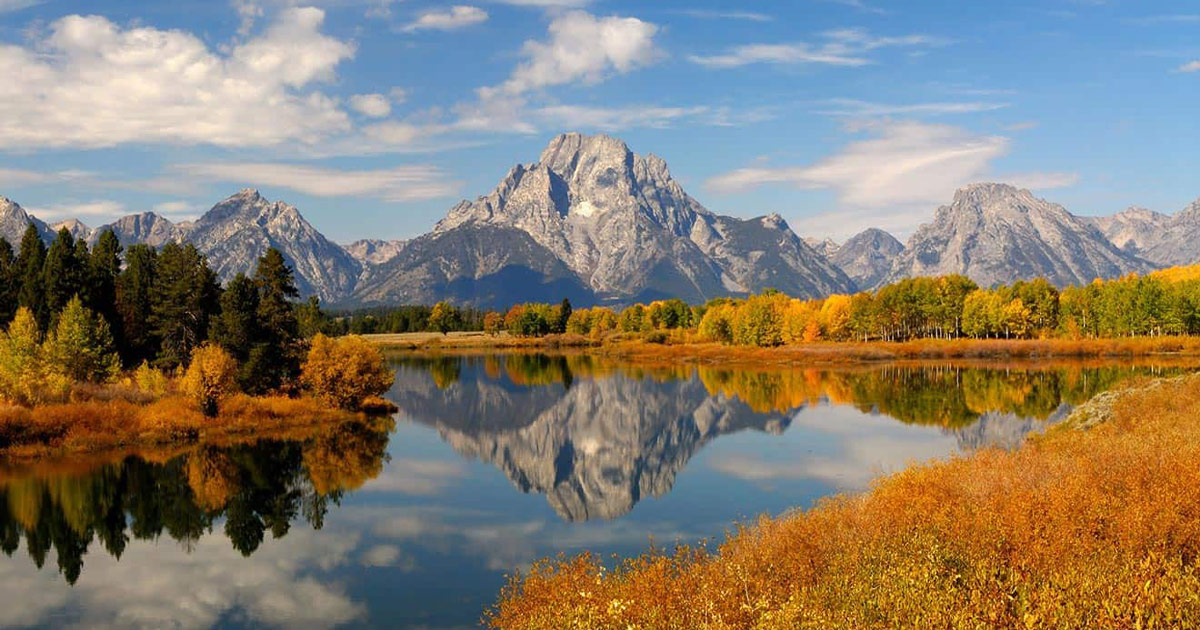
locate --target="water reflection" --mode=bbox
[0,417,391,584]
[390,355,1186,521]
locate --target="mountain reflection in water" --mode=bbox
[389,355,1184,521]
[0,355,1194,629]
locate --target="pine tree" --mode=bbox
[44,296,120,383]
[213,273,260,390]
[0,238,16,326]
[43,228,86,320]
[15,223,47,329]
[116,244,157,365]
[242,248,300,393]
[149,243,220,369]
[88,230,123,348]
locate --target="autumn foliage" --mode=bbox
[487,374,1200,629]
[301,333,394,410]
[180,343,238,416]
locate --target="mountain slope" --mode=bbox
[0,197,53,246]
[379,132,854,305]
[102,212,185,247]
[886,183,1151,287]
[1090,199,1200,267]
[830,228,904,290]
[185,189,361,302]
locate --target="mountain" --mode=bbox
[185,189,362,302]
[344,238,407,265]
[804,237,840,259]
[50,219,94,242]
[356,133,855,307]
[830,228,904,290]
[102,212,185,248]
[0,197,53,246]
[1089,199,1200,268]
[885,183,1151,288]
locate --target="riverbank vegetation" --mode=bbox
[486,371,1200,628]
[0,225,394,456]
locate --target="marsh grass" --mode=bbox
[486,373,1200,629]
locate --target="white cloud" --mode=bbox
[494,0,592,7]
[0,0,39,13]
[485,11,660,97]
[349,93,392,118]
[1004,171,1080,190]
[401,5,488,32]
[359,458,467,495]
[675,9,773,22]
[0,529,364,630]
[534,104,710,130]
[28,200,128,222]
[1178,60,1200,72]
[815,98,1009,116]
[689,28,942,69]
[181,162,460,202]
[151,200,202,219]
[0,8,354,149]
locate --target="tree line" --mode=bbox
[0,223,342,400]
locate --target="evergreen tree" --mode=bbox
[88,230,123,348]
[213,274,260,389]
[296,296,331,338]
[43,228,87,320]
[243,248,300,393]
[0,238,16,326]
[15,223,47,329]
[149,243,220,369]
[45,296,120,383]
[116,244,158,365]
[556,297,573,334]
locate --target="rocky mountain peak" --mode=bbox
[0,196,52,246]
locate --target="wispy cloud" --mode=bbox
[1178,60,1200,73]
[180,162,461,202]
[28,200,128,222]
[1127,14,1200,25]
[0,0,39,13]
[814,98,1009,117]
[400,5,488,33]
[674,9,773,22]
[689,28,944,69]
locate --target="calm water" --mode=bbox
[0,355,1194,629]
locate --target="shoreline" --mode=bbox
[370,332,1200,367]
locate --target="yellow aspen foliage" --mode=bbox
[180,343,238,417]
[301,334,395,410]
[820,294,854,341]
[0,307,70,406]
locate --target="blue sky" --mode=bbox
[0,0,1196,242]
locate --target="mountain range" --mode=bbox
[2,133,1198,306]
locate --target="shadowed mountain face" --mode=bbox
[831,228,905,290]
[386,356,1183,522]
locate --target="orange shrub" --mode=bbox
[301,334,395,410]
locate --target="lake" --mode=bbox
[0,354,1194,629]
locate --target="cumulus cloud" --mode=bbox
[689,28,942,69]
[0,7,354,149]
[707,120,1077,238]
[349,93,393,118]
[485,11,660,97]
[180,162,460,202]
[401,5,488,33]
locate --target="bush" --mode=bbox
[133,361,170,396]
[180,344,238,417]
[301,334,395,410]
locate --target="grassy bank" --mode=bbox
[0,388,394,461]
[373,332,1200,366]
[486,372,1200,628]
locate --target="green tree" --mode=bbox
[88,230,123,340]
[43,228,87,319]
[150,243,220,369]
[555,298,573,334]
[116,244,158,365]
[212,274,259,366]
[0,238,16,326]
[296,296,331,338]
[245,248,300,393]
[16,223,47,329]
[0,307,70,405]
[44,296,120,383]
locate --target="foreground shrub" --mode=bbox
[301,334,394,410]
[180,344,238,417]
[132,361,170,396]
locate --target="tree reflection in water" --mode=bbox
[0,417,391,584]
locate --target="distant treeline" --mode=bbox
[328,304,488,335]
[420,265,1200,347]
[0,224,338,396]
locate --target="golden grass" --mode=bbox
[486,373,1200,629]
[0,392,364,461]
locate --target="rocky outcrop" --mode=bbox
[886,183,1151,288]
[0,197,53,246]
[344,238,408,266]
[1089,199,1200,267]
[830,228,904,290]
